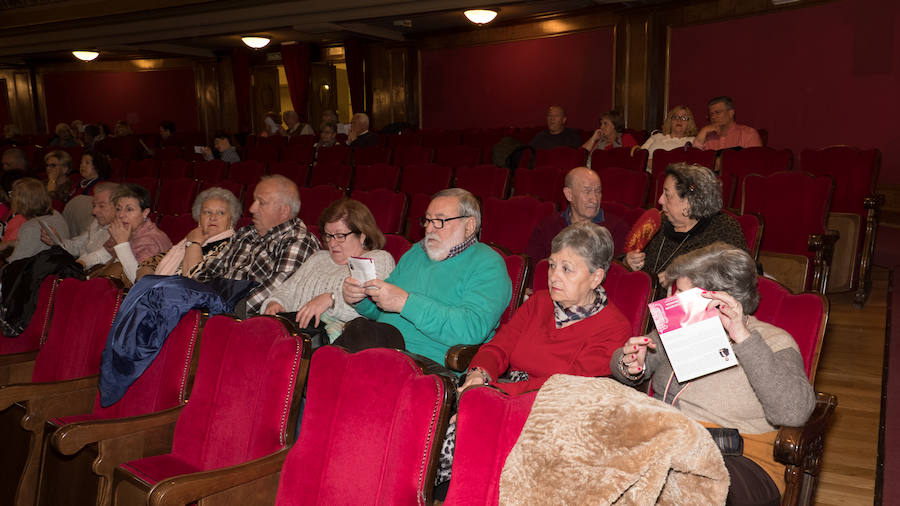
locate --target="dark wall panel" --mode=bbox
[42,67,198,134]
[422,28,615,131]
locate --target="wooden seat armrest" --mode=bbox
[0,375,98,410]
[445,344,481,372]
[53,405,184,455]
[148,447,290,506]
[773,392,837,466]
[807,230,839,253]
[0,351,38,384]
[863,194,885,210]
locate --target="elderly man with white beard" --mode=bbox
[340,188,512,364]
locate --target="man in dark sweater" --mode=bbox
[347,113,380,147]
[526,166,628,271]
[529,106,583,150]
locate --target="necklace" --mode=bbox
[651,232,691,273]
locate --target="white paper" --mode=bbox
[649,287,737,382]
[37,219,62,246]
[347,256,376,283]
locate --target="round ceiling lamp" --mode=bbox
[72,50,99,62]
[464,9,498,25]
[241,36,271,49]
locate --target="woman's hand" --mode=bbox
[581,129,601,151]
[624,251,645,271]
[702,290,751,343]
[457,368,487,394]
[295,293,332,328]
[108,219,131,245]
[264,301,285,316]
[184,225,206,244]
[619,336,656,376]
[342,276,366,305]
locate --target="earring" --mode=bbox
[682,208,689,217]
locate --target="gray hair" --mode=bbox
[260,174,301,216]
[665,163,722,220]
[432,187,482,233]
[192,187,242,225]
[550,222,614,273]
[662,242,760,314]
[93,181,120,196]
[707,96,735,110]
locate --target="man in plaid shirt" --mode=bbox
[195,174,320,315]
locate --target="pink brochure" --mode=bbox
[648,287,737,382]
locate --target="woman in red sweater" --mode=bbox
[460,221,632,395]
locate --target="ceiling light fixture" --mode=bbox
[464,9,498,25]
[241,36,271,49]
[72,50,99,62]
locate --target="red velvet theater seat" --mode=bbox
[0,275,58,356]
[443,387,538,506]
[480,196,555,255]
[109,315,309,506]
[350,188,408,235]
[37,310,203,506]
[0,278,122,506]
[275,346,453,505]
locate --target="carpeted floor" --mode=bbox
[880,267,897,505]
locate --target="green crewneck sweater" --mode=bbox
[355,241,512,364]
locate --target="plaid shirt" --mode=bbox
[195,217,320,314]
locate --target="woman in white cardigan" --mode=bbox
[263,199,394,340]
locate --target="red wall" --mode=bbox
[669,0,899,183]
[421,28,615,131]
[42,67,198,134]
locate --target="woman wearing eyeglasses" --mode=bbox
[262,198,395,340]
[640,105,699,162]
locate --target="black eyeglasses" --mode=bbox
[419,216,469,229]
[323,231,357,242]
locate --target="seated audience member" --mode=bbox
[322,109,350,135]
[641,105,698,161]
[530,105,583,150]
[263,199,395,340]
[315,122,340,149]
[194,174,321,316]
[624,162,747,300]
[113,120,133,137]
[340,188,512,364]
[49,181,118,268]
[49,122,80,148]
[582,110,637,165]
[83,124,103,150]
[73,150,111,197]
[3,124,22,146]
[346,113,380,147]
[101,183,172,284]
[136,187,242,280]
[694,96,762,151]
[283,110,314,137]
[2,148,27,172]
[70,119,84,141]
[44,150,73,202]
[527,166,628,269]
[201,131,241,164]
[465,222,630,395]
[158,120,176,146]
[612,242,815,505]
[261,111,284,137]
[5,178,70,262]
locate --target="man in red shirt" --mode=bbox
[694,96,762,151]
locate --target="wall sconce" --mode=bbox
[464,9,498,25]
[241,36,271,49]
[72,50,99,62]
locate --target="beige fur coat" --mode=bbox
[499,375,729,505]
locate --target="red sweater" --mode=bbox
[469,290,631,395]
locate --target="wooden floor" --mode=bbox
[812,266,889,505]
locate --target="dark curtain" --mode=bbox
[280,42,311,122]
[344,38,365,115]
[231,47,252,134]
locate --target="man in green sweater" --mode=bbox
[342,188,512,364]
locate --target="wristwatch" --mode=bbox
[184,240,199,248]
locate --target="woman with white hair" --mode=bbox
[136,187,242,280]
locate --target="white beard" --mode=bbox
[423,226,467,261]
